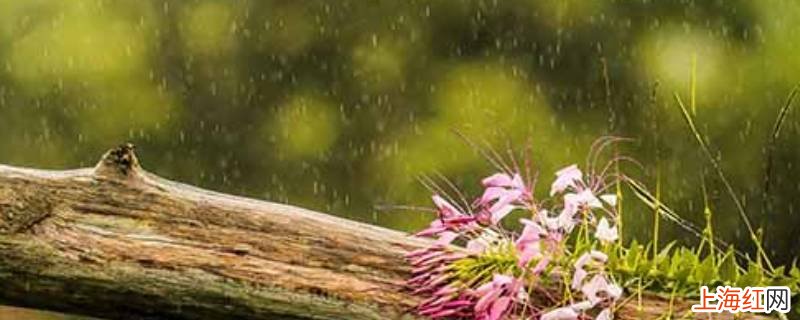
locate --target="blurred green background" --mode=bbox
[1,0,800,317]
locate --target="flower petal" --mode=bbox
[571,268,587,290]
[540,307,579,320]
[489,204,516,225]
[467,239,487,254]
[474,288,502,313]
[574,250,608,269]
[516,219,544,246]
[600,194,617,206]
[594,217,619,243]
[477,187,507,206]
[482,173,514,187]
[568,189,602,208]
[432,194,463,218]
[517,245,541,267]
[550,164,583,196]
[491,274,514,286]
[488,297,512,320]
[532,256,550,274]
[434,231,459,246]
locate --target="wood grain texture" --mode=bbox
[0,144,769,320]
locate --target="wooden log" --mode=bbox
[0,144,769,319]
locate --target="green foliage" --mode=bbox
[609,241,800,296]
[451,241,521,288]
[620,170,800,314]
[606,240,800,316]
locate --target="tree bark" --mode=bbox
[0,144,768,320]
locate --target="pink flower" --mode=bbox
[550,164,583,196]
[475,193,517,223]
[417,195,476,236]
[409,163,626,320]
[487,297,511,320]
[531,256,551,274]
[407,245,475,319]
[473,274,518,320]
[487,201,518,225]
[594,218,618,244]
[515,219,545,267]
[434,231,459,246]
[476,173,531,224]
[517,219,544,244]
[477,187,509,206]
[433,194,464,218]
[482,173,526,190]
[418,294,474,318]
[482,173,516,187]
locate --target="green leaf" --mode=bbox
[670,248,697,281]
[626,241,642,270]
[738,263,764,287]
[657,241,677,260]
[693,255,717,285]
[790,265,800,279]
[718,247,739,283]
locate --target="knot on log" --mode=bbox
[93,143,143,181]
[0,187,52,235]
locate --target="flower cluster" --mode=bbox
[407,163,623,320]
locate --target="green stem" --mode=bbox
[653,167,661,256]
[673,93,774,271]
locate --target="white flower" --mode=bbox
[571,268,588,289]
[581,274,623,306]
[537,209,557,229]
[550,164,583,196]
[538,208,576,233]
[564,189,603,211]
[540,301,593,320]
[573,250,609,290]
[594,218,619,243]
[600,194,617,206]
[574,250,608,269]
[557,203,578,230]
[540,307,578,320]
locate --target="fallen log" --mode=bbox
[0,144,768,319]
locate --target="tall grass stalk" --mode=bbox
[700,177,715,264]
[673,93,774,271]
[653,167,661,256]
[690,53,697,116]
[762,84,800,217]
